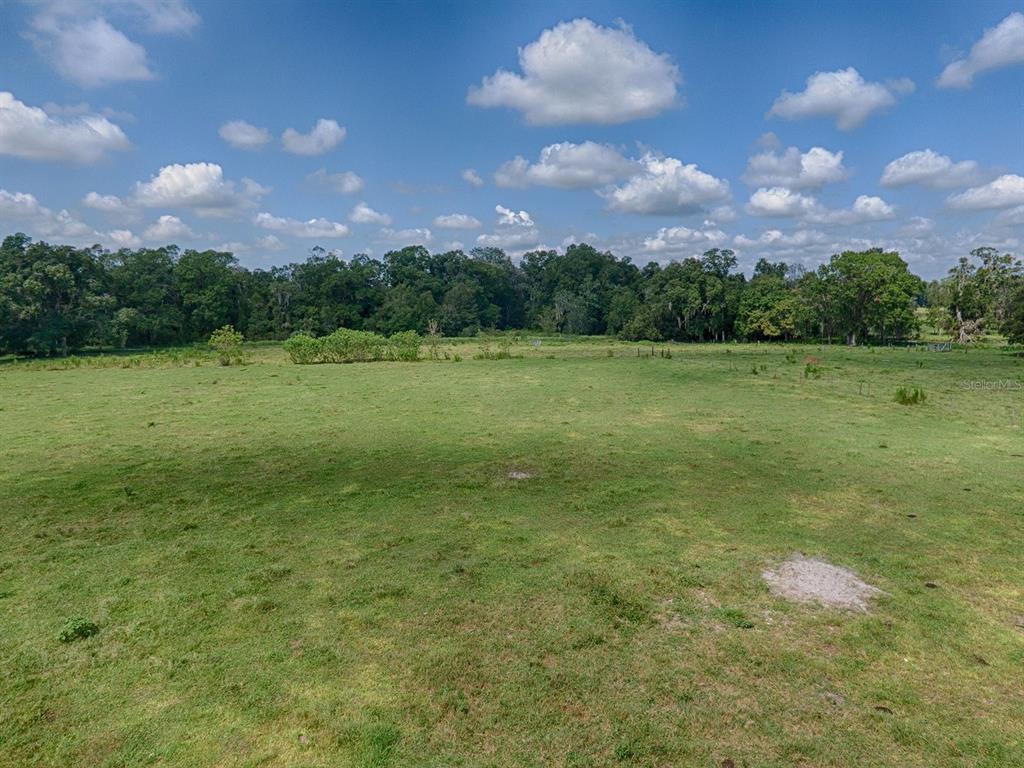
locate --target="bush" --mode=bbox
[285,328,406,364]
[895,386,927,405]
[387,331,421,362]
[283,332,322,364]
[208,325,245,366]
[59,617,99,643]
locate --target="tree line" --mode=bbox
[1,231,1021,356]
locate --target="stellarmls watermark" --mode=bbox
[960,379,1023,391]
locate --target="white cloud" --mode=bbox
[742,145,847,189]
[746,188,893,224]
[433,213,482,229]
[256,234,287,251]
[642,225,728,255]
[768,67,914,130]
[947,174,1024,210]
[143,214,193,241]
[27,1,198,87]
[254,212,351,239]
[218,120,270,150]
[377,227,433,245]
[817,195,895,224]
[461,168,484,187]
[475,229,541,251]
[467,18,680,125]
[132,162,268,217]
[0,189,96,239]
[898,216,935,236]
[706,205,737,225]
[476,205,540,252]
[733,229,828,249]
[307,168,364,194]
[281,119,346,155]
[0,91,130,163]
[880,149,982,188]
[495,205,534,227]
[32,17,152,88]
[107,229,141,248]
[601,153,730,215]
[938,12,1024,88]
[83,192,129,213]
[495,141,636,189]
[746,187,820,217]
[995,206,1024,227]
[348,202,392,225]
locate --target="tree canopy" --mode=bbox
[1,232,1017,356]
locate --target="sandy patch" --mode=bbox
[763,554,884,612]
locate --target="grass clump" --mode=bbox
[895,386,927,405]
[58,617,99,643]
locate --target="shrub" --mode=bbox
[804,363,823,379]
[283,332,322,364]
[387,331,421,362]
[209,325,245,366]
[895,386,927,405]
[59,617,98,643]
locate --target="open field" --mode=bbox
[1,340,1023,767]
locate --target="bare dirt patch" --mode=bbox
[762,555,884,612]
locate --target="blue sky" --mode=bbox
[0,0,1021,278]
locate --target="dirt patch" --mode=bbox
[507,470,532,480]
[762,555,884,612]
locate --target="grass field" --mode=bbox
[2,340,1023,767]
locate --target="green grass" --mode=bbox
[1,340,1023,767]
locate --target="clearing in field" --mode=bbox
[1,340,1022,767]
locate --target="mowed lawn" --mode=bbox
[1,342,1022,767]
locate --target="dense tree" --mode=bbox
[1,231,1017,356]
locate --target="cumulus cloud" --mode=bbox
[742,144,847,189]
[733,229,829,249]
[809,195,895,225]
[143,214,193,241]
[281,119,346,155]
[0,92,130,163]
[746,187,820,217]
[27,1,199,88]
[495,205,534,227]
[495,141,636,189]
[377,227,433,245]
[467,18,680,125]
[880,149,982,188]
[433,213,482,229]
[601,153,730,215]
[938,12,1024,88]
[476,205,540,252]
[83,192,130,214]
[307,168,364,194]
[132,162,269,217]
[769,67,914,130]
[947,174,1024,210]
[747,188,894,224]
[256,234,287,251]
[107,229,142,248]
[254,212,350,238]
[348,202,392,225]
[461,168,484,187]
[0,189,96,239]
[218,120,271,150]
[642,225,728,255]
[898,216,936,236]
